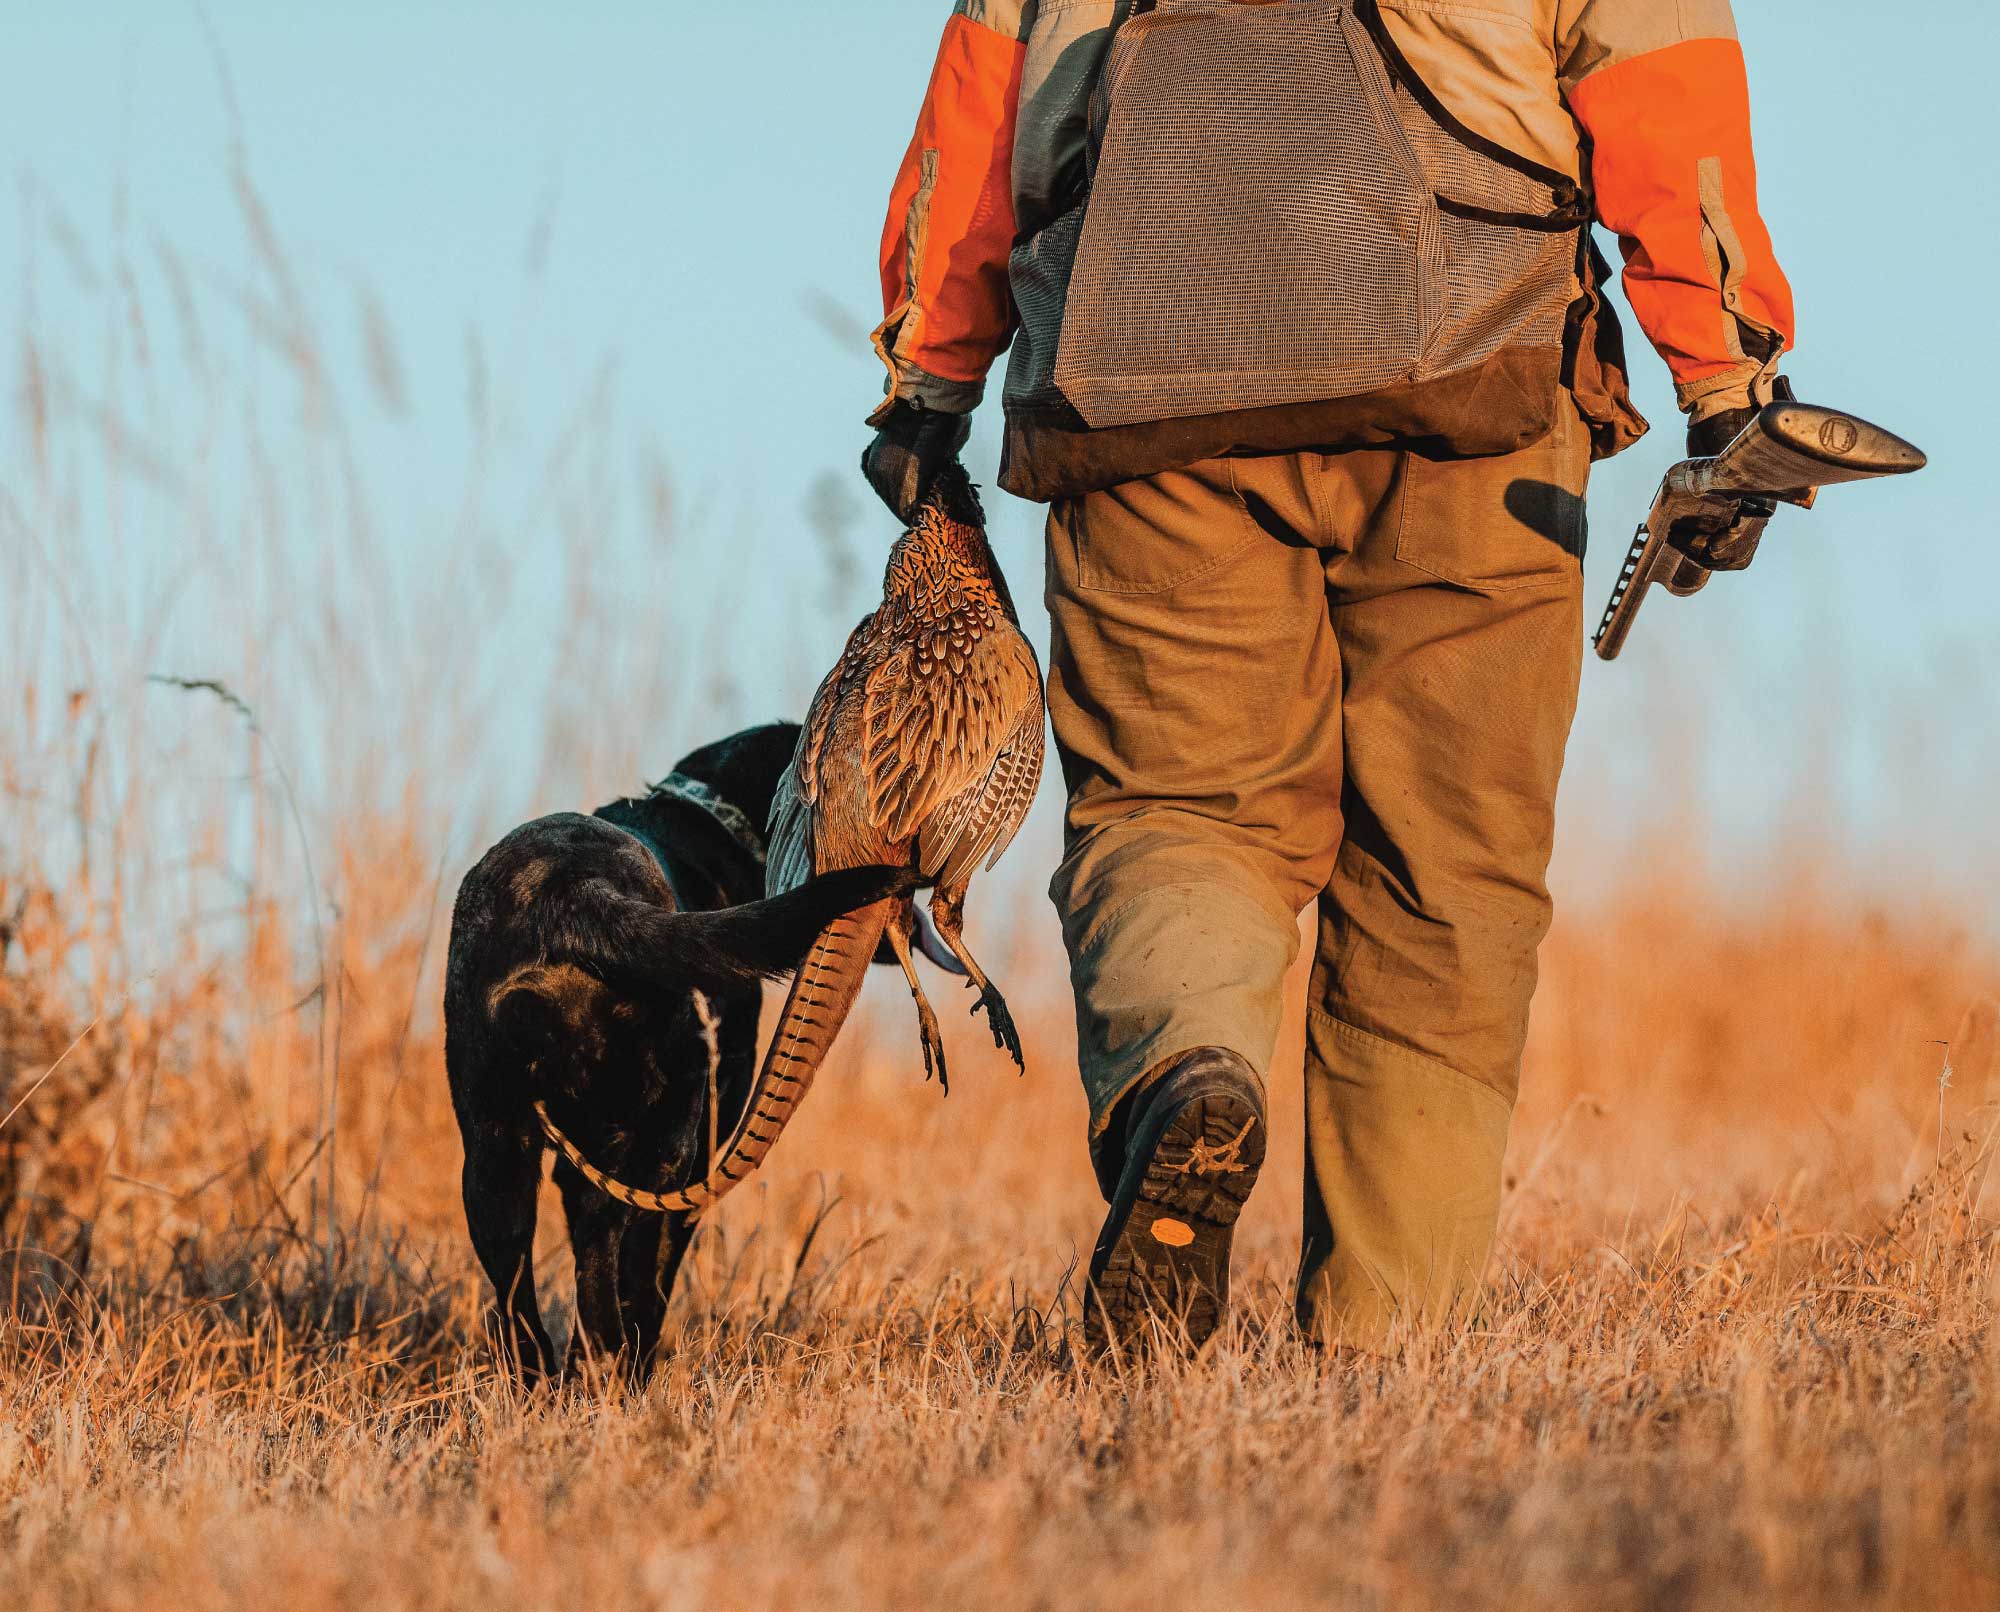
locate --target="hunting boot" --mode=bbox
[1084,1047,1266,1356]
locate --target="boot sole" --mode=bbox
[1085,1087,1265,1357]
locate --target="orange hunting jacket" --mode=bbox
[874,0,1795,440]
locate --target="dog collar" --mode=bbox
[649,771,767,867]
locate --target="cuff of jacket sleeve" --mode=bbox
[1678,355,1780,420]
[867,306,988,423]
[888,361,986,416]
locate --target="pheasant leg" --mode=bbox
[928,888,1024,1072]
[886,904,950,1092]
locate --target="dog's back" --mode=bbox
[447,811,673,1086]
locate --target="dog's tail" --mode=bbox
[534,895,895,1216]
[560,862,915,1000]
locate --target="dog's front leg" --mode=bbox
[617,1211,698,1377]
[463,1133,558,1384]
[556,1159,643,1379]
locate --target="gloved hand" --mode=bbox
[1669,402,1768,572]
[862,399,972,523]
[1674,373,1795,571]
[1666,494,1771,573]
[1686,402,1758,461]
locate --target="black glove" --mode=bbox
[1686,402,1758,461]
[862,399,972,523]
[1665,404,1762,572]
[1669,399,1767,571]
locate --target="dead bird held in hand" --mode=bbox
[517,471,1043,1256]
[767,462,1046,1093]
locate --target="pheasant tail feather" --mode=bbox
[534,898,895,1214]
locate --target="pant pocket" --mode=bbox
[1393,396,1590,590]
[1061,459,1263,596]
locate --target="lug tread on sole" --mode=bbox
[1088,1090,1265,1354]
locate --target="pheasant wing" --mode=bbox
[797,613,874,805]
[919,695,1045,889]
[766,611,892,894]
[861,623,1038,847]
[763,757,816,896]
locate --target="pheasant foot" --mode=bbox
[972,981,1023,1072]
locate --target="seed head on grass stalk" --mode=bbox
[148,675,334,1273]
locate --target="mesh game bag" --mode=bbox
[1000,0,1589,492]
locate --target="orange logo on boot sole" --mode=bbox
[1150,1217,1195,1247]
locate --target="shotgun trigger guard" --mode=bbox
[1666,494,1773,577]
[1663,552,1715,597]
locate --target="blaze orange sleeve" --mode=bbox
[1569,37,1796,412]
[872,10,1025,418]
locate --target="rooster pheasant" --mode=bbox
[764,463,1045,1090]
[533,466,1045,1218]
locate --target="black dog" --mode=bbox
[444,721,913,1382]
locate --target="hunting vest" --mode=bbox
[998,0,1606,501]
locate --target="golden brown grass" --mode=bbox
[2,852,1996,1611]
[7,153,1998,1609]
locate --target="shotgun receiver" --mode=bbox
[1593,399,1926,660]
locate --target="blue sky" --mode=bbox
[6,0,1996,907]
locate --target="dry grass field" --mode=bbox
[7,159,1998,1610]
[2,833,1996,1610]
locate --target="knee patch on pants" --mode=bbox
[1057,870,1294,1133]
[1297,1010,1514,1347]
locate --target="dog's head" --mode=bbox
[593,721,802,910]
[669,720,802,841]
[630,718,959,977]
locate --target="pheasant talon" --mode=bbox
[914,990,950,1093]
[973,985,1024,1072]
[920,1009,950,1094]
[887,910,951,1093]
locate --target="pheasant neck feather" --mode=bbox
[882,506,1013,631]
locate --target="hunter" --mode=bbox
[861,0,1792,1349]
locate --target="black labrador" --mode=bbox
[444,720,917,1382]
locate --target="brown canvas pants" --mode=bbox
[1043,399,1592,1346]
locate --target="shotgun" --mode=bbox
[1593,398,1926,661]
